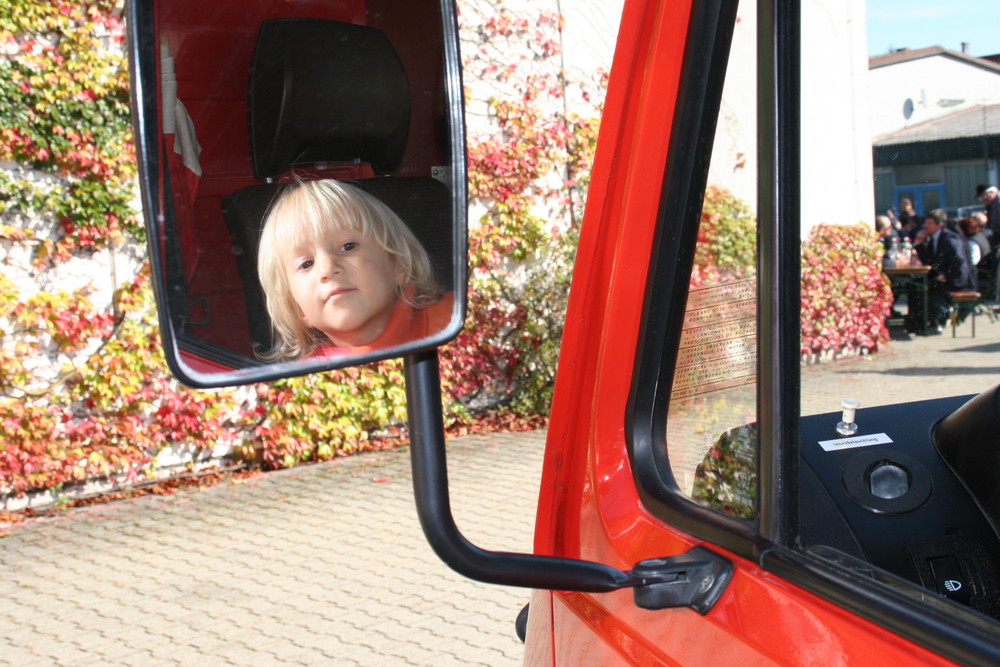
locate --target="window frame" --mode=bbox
[625,0,1000,662]
[624,0,764,563]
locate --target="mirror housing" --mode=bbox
[126,0,467,387]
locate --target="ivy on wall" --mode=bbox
[696,187,893,358]
[0,0,600,498]
[693,184,758,287]
[448,1,604,415]
[0,1,249,498]
[0,1,893,502]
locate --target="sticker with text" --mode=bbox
[818,433,893,452]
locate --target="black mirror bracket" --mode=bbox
[403,350,733,612]
[630,546,734,613]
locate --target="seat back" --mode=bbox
[934,385,1000,540]
[249,19,411,179]
[222,18,452,356]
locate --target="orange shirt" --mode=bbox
[311,289,455,357]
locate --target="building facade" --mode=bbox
[870,46,1000,216]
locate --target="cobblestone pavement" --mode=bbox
[0,432,544,666]
[800,314,1000,413]
[3,315,1000,666]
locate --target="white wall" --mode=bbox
[461,0,623,229]
[709,0,875,232]
[869,54,1000,137]
[0,164,145,391]
[464,0,875,234]
[560,1,624,111]
[461,0,622,132]
[800,0,874,229]
[708,2,758,208]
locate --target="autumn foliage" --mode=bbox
[0,1,891,503]
[449,2,603,414]
[692,185,758,287]
[800,223,894,357]
[694,186,893,357]
[0,1,596,500]
[0,2,257,499]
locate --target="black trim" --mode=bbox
[756,0,801,548]
[406,349,739,601]
[126,0,190,385]
[874,136,1000,166]
[405,350,642,592]
[177,334,264,369]
[625,0,760,561]
[159,142,194,338]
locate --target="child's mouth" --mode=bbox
[325,288,354,302]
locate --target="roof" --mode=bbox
[872,103,1000,166]
[874,103,1000,145]
[869,46,1000,75]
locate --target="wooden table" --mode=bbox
[884,265,931,335]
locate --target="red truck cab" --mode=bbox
[128,0,1000,663]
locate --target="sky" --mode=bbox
[867,1,1000,57]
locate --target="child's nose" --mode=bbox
[317,252,342,278]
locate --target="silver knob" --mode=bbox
[836,398,860,436]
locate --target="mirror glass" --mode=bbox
[128,0,466,387]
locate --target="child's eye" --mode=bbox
[339,241,359,253]
[296,259,314,271]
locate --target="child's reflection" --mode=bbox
[257,179,453,360]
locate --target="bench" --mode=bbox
[948,291,981,337]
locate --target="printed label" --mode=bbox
[818,433,893,452]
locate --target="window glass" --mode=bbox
[665,1,758,519]
[797,0,1000,631]
[658,0,1000,644]
[799,8,998,416]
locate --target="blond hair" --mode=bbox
[257,179,441,360]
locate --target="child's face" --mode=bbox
[287,229,404,347]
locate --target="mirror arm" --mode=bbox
[404,349,643,592]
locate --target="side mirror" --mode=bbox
[127,0,679,604]
[126,0,466,387]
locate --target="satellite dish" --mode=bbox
[903,98,914,120]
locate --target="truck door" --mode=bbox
[526,0,1000,664]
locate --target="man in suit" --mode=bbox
[915,208,975,333]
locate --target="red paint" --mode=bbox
[528,0,961,663]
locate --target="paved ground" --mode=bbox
[0,432,544,666]
[2,313,1000,666]
[800,311,1000,413]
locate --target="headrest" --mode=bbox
[249,19,411,179]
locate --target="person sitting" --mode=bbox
[876,215,899,269]
[877,214,905,317]
[256,179,453,360]
[958,216,990,268]
[888,197,921,240]
[977,184,1000,247]
[973,210,991,243]
[915,208,975,333]
[967,212,999,298]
